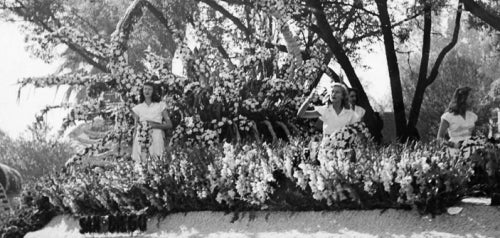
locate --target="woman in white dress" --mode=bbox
[298,83,357,163]
[348,88,366,122]
[437,86,477,146]
[488,107,500,142]
[131,82,173,162]
[297,83,357,138]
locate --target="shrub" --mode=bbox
[2,124,499,236]
[0,128,74,181]
[17,132,498,217]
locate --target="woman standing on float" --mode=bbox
[131,81,173,162]
[347,88,366,122]
[437,86,477,146]
[297,83,357,138]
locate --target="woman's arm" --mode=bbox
[147,110,173,130]
[297,90,321,119]
[162,109,173,130]
[358,107,366,120]
[471,119,478,136]
[131,109,139,139]
[437,119,450,141]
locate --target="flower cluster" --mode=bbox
[209,80,241,107]
[321,122,372,150]
[458,136,487,158]
[9,135,499,232]
[234,115,254,132]
[20,24,328,150]
[208,143,278,206]
[293,58,328,82]
[263,77,305,98]
[184,82,201,94]
[252,0,302,23]
[58,99,106,133]
[19,73,111,88]
[171,116,220,147]
[242,98,260,112]
[136,121,152,152]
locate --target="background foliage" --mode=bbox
[0,126,73,181]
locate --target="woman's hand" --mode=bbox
[297,88,321,118]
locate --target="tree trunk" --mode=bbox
[407,2,463,135]
[406,4,432,141]
[306,0,383,143]
[375,0,407,140]
[306,0,386,142]
[306,0,371,112]
[462,0,500,31]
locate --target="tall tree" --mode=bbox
[374,0,408,139]
[406,1,463,140]
[4,0,500,144]
[401,18,500,140]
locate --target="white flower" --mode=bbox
[185,117,194,127]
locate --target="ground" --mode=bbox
[25,198,500,238]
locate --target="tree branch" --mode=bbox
[9,1,109,72]
[462,0,500,31]
[345,10,422,44]
[338,4,359,35]
[407,2,463,130]
[186,16,235,68]
[111,0,146,55]
[219,0,252,6]
[67,8,102,36]
[263,42,288,52]
[306,0,373,115]
[426,2,463,87]
[10,7,108,72]
[325,0,379,17]
[199,0,250,37]
[407,4,432,129]
[418,6,432,87]
[308,52,337,91]
[143,1,172,32]
[199,0,291,53]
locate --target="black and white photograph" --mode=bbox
[0,0,499,237]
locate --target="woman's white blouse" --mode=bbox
[314,105,357,136]
[353,105,366,122]
[441,111,477,143]
[132,102,167,122]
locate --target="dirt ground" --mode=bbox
[25,198,500,238]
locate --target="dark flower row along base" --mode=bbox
[78,214,147,234]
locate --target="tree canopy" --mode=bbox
[2,0,500,145]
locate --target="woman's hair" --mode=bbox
[139,80,161,103]
[325,83,350,109]
[447,86,471,115]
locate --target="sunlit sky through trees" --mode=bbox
[0,20,391,139]
[0,21,68,138]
